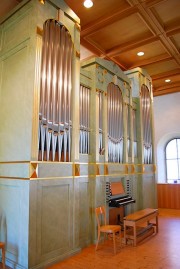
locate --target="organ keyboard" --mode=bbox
[109,194,135,207]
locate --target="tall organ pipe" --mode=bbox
[141,84,152,164]
[99,91,103,154]
[107,83,123,163]
[132,108,137,157]
[39,19,73,162]
[79,85,90,154]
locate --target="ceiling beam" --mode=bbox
[165,22,180,35]
[144,0,168,8]
[81,6,138,38]
[153,85,180,96]
[153,81,180,96]
[80,38,105,57]
[151,69,180,80]
[129,54,172,69]
[155,81,180,91]
[106,36,159,57]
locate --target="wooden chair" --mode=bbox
[0,242,5,269]
[95,206,121,254]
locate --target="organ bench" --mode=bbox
[124,208,158,246]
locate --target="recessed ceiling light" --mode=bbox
[39,0,45,4]
[165,79,171,83]
[137,51,144,56]
[84,0,93,8]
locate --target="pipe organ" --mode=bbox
[125,68,154,164]
[107,83,124,163]
[0,2,156,269]
[38,19,73,162]
[79,85,90,154]
[132,108,138,158]
[141,84,153,164]
[126,103,131,157]
[99,90,103,155]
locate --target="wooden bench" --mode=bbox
[124,208,158,246]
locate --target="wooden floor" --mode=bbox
[1,208,180,269]
[47,208,180,269]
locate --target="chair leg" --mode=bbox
[112,232,116,254]
[103,233,106,242]
[1,246,5,269]
[119,230,122,248]
[95,231,101,251]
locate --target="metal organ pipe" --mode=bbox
[99,91,103,154]
[141,84,152,164]
[39,19,73,162]
[79,85,90,154]
[126,104,130,157]
[107,83,123,163]
[87,85,90,154]
[132,108,137,157]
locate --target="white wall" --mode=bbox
[153,92,180,183]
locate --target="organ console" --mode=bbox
[107,181,135,207]
[106,181,135,227]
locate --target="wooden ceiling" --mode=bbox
[1,0,180,96]
[65,0,180,97]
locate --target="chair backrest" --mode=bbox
[95,206,107,228]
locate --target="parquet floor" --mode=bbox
[1,209,180,269]
[47,208,180,269]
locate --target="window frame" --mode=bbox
[165,137,180,183]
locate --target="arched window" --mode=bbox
[166,138,180,183]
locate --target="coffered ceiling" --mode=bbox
[1,0,180,96]
[65,0,180,97]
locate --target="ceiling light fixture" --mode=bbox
[39,0,45,4]
[84,0,93,8]
[165,79,171,83]
[137,51,144,56]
